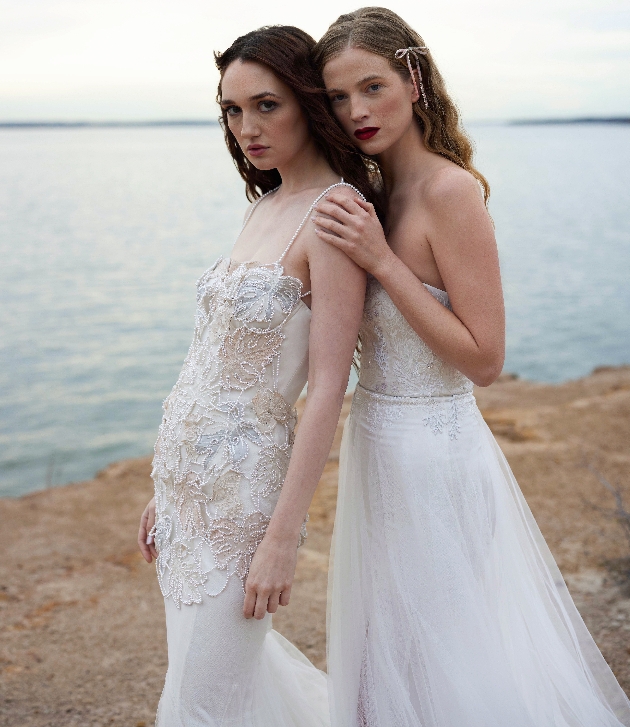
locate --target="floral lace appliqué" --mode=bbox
[151,258,308,608]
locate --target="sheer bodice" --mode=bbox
[358,275,473,398]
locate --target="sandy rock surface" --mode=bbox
[1,368,630,726]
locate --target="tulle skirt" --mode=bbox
[156,575,329,726]
[327,385,630,727]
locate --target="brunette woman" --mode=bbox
[312,8,630,726]
[137,25,373,726]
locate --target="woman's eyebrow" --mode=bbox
[250,91,281,101]
[220,91,280,106]
[326,75,382,93]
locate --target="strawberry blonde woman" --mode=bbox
[137,25,376,726]
[312,8,630,727]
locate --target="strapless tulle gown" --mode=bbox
[327,275,630,727]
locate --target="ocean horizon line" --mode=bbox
[1,116,629,129]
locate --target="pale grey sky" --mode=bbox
[0,0,628,121]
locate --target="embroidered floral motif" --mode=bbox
[173,472,209,538]
[208,511,271,589]
[219,327,284,390]
[234,265,302,323]
[362,397,404,431]
[358,276,473,399]
[250,445,291,499]
[195,401,263,476]
[152,257,309,607]
[209,470,243,519]
[252,388,297,434]
[423,395,476,440]
[159,540,206,607]
[355,274,477,442]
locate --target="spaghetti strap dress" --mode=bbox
[327,275,630,727]
[150,181,357,726]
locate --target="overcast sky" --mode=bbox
[1,0,628,122]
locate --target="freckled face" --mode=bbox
[323,47,418,155]
[220,60,311,170]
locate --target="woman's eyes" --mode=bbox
[223,100,277,116]
[330,94,346,104]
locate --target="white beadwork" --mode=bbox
[152,181,360,608]
[359,275,473,403]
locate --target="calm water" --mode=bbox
[0,124,629,497]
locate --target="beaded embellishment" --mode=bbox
[151,181,363,607]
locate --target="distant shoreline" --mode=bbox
[0,117,628,129]
[509,117,630,126]
[0,120,220,129]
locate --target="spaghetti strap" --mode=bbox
[276,180,365,264]
[235,180,366,298]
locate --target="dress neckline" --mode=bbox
[218,256,312,312]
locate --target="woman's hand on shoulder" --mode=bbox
[311,189,393,277]
[138,496,158,563]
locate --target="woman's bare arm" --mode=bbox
[313,169,505,387]
[243,192,366,620]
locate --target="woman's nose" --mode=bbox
[241,112,260,139]
[349,96,369,123]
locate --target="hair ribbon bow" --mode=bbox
[394,46,429,109]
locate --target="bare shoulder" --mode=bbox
[242,200,255,224]
[423,164,484,212]
[324,181,366,204]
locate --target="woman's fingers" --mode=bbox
[243,583,257,619]
[325,192,365,215]
[279,586,291,607]
[313,227,355,254]
[267,592,280,614]
[312,214,350,239]
[253,591,270,620]
[138,509,152,563]
[313,200,354,225]
[146,504,157,558]
[354,197,377,217]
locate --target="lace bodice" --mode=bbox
[151,181,361,607]
[358,275,473,398]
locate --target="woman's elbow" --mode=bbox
[470,352,505,388]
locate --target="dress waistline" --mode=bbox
[354,384,475,406]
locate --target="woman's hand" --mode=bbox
[138,497,158,563]
[312,193,394,276]
[243,534,298,620]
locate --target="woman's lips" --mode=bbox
[354,127,379,141]
[247,145,268,157]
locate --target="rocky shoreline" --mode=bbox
[2,367,630,726]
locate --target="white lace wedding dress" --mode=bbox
[149,183,355,726]
[327,275,630,727]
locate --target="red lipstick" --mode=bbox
[247,144,268,157]
[354,127,379,141]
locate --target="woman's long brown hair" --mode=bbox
[215,26,378,209]
[313,7,490,204]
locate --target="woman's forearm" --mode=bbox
[375,252,504,387]
[264,383,346,544]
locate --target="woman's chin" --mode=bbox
[245,155,276,171]
[353,136,389,156]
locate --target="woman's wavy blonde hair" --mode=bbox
[313,7,490,204]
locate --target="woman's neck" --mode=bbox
[275,139,339,197]
[377,116,436,194]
